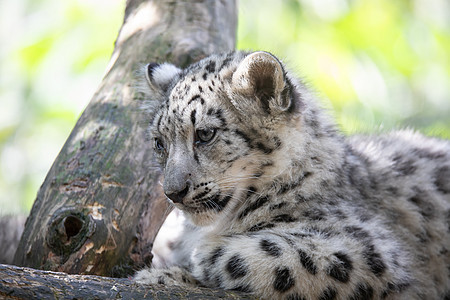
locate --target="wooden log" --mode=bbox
[0,264,252,299]
[13,0,236,277]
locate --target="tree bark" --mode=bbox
[0,264,252,299]
[13,0,236,278]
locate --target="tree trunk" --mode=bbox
[13,0,236,278]
[0,264,252,299]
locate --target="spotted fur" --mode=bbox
[134,51,450,299]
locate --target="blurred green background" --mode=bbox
[1,0,449,215]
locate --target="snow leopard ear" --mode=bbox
[231,51,292,114]
[144,62,181,94]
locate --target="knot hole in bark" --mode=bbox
[63,215,84,242]
[46,207,96,261]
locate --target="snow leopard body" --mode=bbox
[135,51,450,299]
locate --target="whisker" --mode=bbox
[161,202,175,223]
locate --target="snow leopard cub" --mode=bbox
[135,51,450,299]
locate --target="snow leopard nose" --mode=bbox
[164,146,194,204]
[164,181,190,204]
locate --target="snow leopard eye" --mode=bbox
[154,137,165,153]
[195,128,216,145]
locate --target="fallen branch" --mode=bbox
[0,264,252,299]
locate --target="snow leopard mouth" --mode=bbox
[179,192,233,214]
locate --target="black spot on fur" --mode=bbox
[219,53,233,70]
[216,194,232,210]
[355,207,373,222]
[205,60,216,73]
[273,267,295,292]
[193,151,199,163]
[408,193,435,219]
[343,146,377,197]
[209,247,224,265]
[223,139,232,146]
[290,232,313,239]
[303,208,325,221]
[190,109,196,125]
[347,166,371,197]
[214,109,227,126]
[364,243,386,276]
[193,189,210,201]
[273,136,282,149]
[260,239,282,257]
[207,194,226,211]
[326,252,353,283]
[392,154,417,176]
[277,172,312,194]
[234,129,253,149]
[273,214,297,223]
[202,267,210,282]
[349,282,374,300]
[319,287,337,300]
[414,148,446,160]
[306,113,320,131]
[249,222,275,232]
[256,142,273,154]
[238,195,270,219]
[295,193,313,203]
[387,186,398,195]
[291,226,336,240]
[202,72,207,80]
[212,274,223,287]
[226,255,248,279]
[188,94,201,105]
[269,202,288,210]
[435,166,450,194]
[331,208,347,219]
[157,276,165,284]
[246,186,257,198]
[381,281,411,298]
[344,226,371,240]
[298,249,317,275]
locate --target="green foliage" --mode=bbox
[238,0,450,137]
[1,0,449,214]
